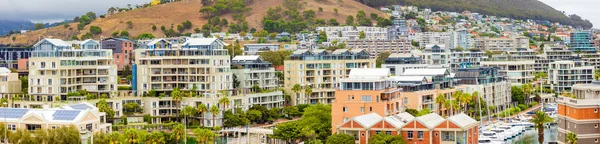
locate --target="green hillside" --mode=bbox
[357,0,593,28]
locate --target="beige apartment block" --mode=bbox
[480,61,535,85]
[29,38,118,101]
[284,49,375,105]
[0,67,21,95]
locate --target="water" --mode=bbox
[502,125,558,144]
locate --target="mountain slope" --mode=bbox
[0,0,386,46]
[357,0,592,28]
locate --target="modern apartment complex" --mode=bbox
[101,38,135,71]
[284,49,375,105]
[570,31,596,52]
[0,67,21,95]
[473,36,528,51]
[548,60,594,92]
[331,68,403,133]
[393,68,456,114]
[420,44,452,68]
[345,39,412,58]
[316,26,388,42]
[455,67,512,108]
[417,32,452,48]
[556,81,600,144]
[480,61,535,85]
[231,55,284,109]
[242,44,280,55]
[450,29,472,49]
[382,53,428,76]
[29,38,118,101]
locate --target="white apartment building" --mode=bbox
[480,61,535,85]
[548,60,594,92]
[417,32,452,48]
[450,50,487,73]
[315,26,388,43]
[29,38,118,101]
[345,39,412,58]
[231,56,284,109]
[243,44,280,55]
[420,44,452,68]
[473,36,529,51]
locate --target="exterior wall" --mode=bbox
[102,39,134,70]
[400,89,455,113]
[548,61,593,92]
[284,59,376,105]
[0,72,21,94]
[382,64,429,76]
[345,39,412,58]
[17,59,29,70]
[458,82,512,108]
[480,61,535,85]
[243,44,280,55]
[331,89,402,133]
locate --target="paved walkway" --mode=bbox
[481,104,540,125]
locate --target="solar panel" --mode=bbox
[70,104,92,110]
[0,108,29,118]
[53,110,81,120]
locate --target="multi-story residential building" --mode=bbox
[0,102,112,133]
[580,52,600,69]
[0,47,32,70]
[473,36,528,51]
[331,68,402,133]
[506,49,540,61]
[101,38,135,71]
[345,39,412,58]
[133,38,234,126]
[450,50,487,73]
[242,44,280,55]
[231,56,284,109]
[570,31,596,52]
[316,26,388,42]
[133,38,232,96]
[556,82,600,144]
[480,61,535,85]
[394,68,456,114]
[382,53,428,75]
[450,29,472,49]
[417,32,452,48]
[388,19,409,39]
[543,48,573,60]
[0,67,21,95]
[454,67,512,108]
[29,38,118,101]
[548,60,594,92]
[284,49,375,105]
[420,44,452,68]
[335,112,479,144]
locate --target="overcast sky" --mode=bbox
[537,0,598,28]
[0,0,149,23]
[0,0,598,28]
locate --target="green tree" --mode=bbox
[210,105,220,128]
[197,103,208,127]
[530,111,554,144]
[318,7,323,13]
[318,30,327,44]
[85,12,97,20]
[97,99,115,120]
[146,131,166,144]
[171,123,185,143]
[305,86,313,99]
[194,128,215,144]
[326,133,354,144]
[112,31,119,37]
[171,87,183,109]
[511,86,525,104]
[567,132,578,144]
[34,23,45,30]
[328,18,339,26]
[435,94,446,116]
[273,121,301,143]
[375,51,390,68]
[120,30,129,38]
[89,26,103,35]
[152,25,157,31]
[358,31,365,39]
[594,69,600,80]
[369,133,407,144]
[219,96,230,113]
[333,8,338,15]
[345,15,354,25]
[258,50,293,66]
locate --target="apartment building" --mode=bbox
[316,26,388,42]
[382,53,428,76]
[0,47,32,70]
[570,31,595,52]
[284,49,375,105]
[548,60,594,92]
[335,112,479,144]
[473,36,528,51]
[454,67,512,108]
[133,38,232,97]
[387,19,409,39]
[450,29,472,49]
[450,50,487,73]
[345,39,412,58]
[417,32,452,48]
[580,52,600,69]
[480,61,535,85]
[0,102,111,133]
[556,82,600,144]
[243,44,280,55]
[0,67,21,95]
[101,38,135,71]
[231,56,284,109]
[393,68,456,114]
[420,44,452,68]
[29,38,118,101]
[506,49,540,61]
[331,68,403,134]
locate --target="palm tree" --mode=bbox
[435,94,446,116]
[292,84,302,101]
[190,84,198,97]
[197,103,208,127]
[305,86,313,99]
[530,111,554,144]
[567,132,578,144]
[172,87,183,108]
[171,123,185,143]
[219,97,231,112]
[522,83,532,103]
[107,131,123,144]
[124,128,143,144]
[182,105,196,127]
[459,92,472,112]
[146,131,166,144]
[33,129,49,144]
[210,105,220,128]
[193,128,215,144]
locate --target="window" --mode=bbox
[370,107,373,112]
[386,131,392,135]
[343,118,348,122]
[343,107,348,112]
[407,131,413,139]
[8,124,15,131]
[595,109,598,113]
[361,95,372,102]
[418,131,424,139]
[376,131,381,134]
[595,124,598,128]
[347,96,351,100]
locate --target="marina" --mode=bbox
[479,103,558,144]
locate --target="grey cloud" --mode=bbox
[0,0,149,22]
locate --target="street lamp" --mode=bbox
[3,101,7,144]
